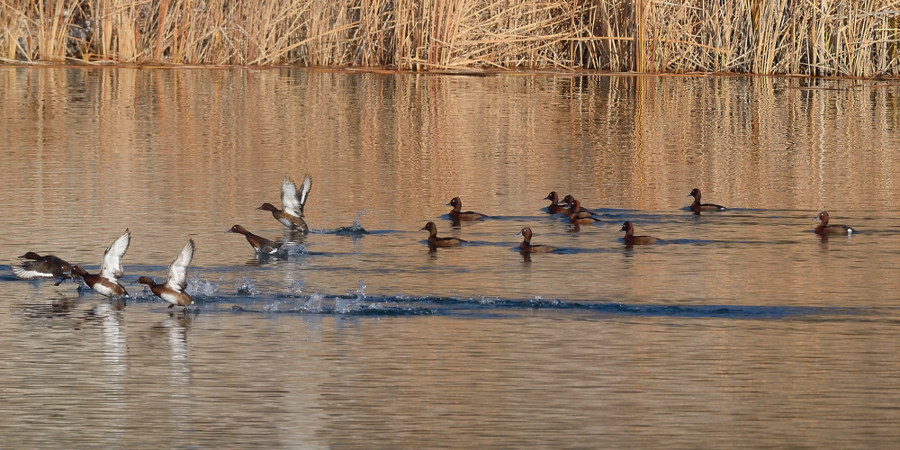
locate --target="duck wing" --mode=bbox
[281,174,312,218]
[259,238,282,254]
[701,203,727,211]
[12,263,52,279]
[100,229,131,281]
[165,239,194,292]
[297,174,312,215]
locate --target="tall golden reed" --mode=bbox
[2,0,900,76]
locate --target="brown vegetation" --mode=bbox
[2,0,900,76]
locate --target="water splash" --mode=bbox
[263,301,281,312]
[334,298,358,314]
[478,296,500,305]
[304,292,324,313]
[187,274,219,297]
[528,296,561,307]
[74,277,90,291]
[288,280,304,297]
[334,211,370,235]
[280,242,307,257]
[351,280,366,300]
[235,277,259,296]
[328,281,366,314]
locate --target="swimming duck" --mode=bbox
[814,211,855,235]
[226,225,282,254]
[688,188,726,213]
[447,197,485,221]
[562,195,598,218]
[258,175,312,232]
[13,252,72,283]
[516,227,554,253]
[138,239,195,309]
[620,221,658,246]
[568,200,600,225]
[420,221,467,248]
[71,229,131,297]
[544,191,568,215]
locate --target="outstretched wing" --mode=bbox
[100,229,131,281]
[297,174,312,216]
[281,178,301,217]
[12,263,51,280]
[281,174,312,217]
[166,239,194,292]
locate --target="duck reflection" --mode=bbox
[20,295,78,319]
[81,303,129,381]
[151,314,194,383]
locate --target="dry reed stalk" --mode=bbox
[4,0,900,75]
[447,0,597,69]
[635,0,645,72]
[0,1,25,61]
[37,0,60,61]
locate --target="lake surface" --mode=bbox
[2,67,900,448]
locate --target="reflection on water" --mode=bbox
[2,67,900,447]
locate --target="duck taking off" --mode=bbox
[138,239,196,310]
[71,229,131,297]
[13,252,72,284]
[259,174,312,232]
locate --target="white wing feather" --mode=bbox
[100,229,131,281]
[165,239,194,292]
[12,265,51,279]
[281,178,301,218]
[281,174,312,218]
[297,174,312,215]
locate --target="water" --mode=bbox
[2,67,900,448]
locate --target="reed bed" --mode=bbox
[2,0,900,76]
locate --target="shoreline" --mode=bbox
[4,63,900,82]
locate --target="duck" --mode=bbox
[688,188,726,213]
[12,252,72,283]
[568,199,600,225]
[258,175,312,232]
[226,225,282,254]
[620,221,658,246]
[420,221,467,248]
[544,191,568,215]
[814,211,855,235]
[447,197,485,221]
[138,239,195,309]
[515,227,554,253]
[562,195,598,218]
[71,229,131,297]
